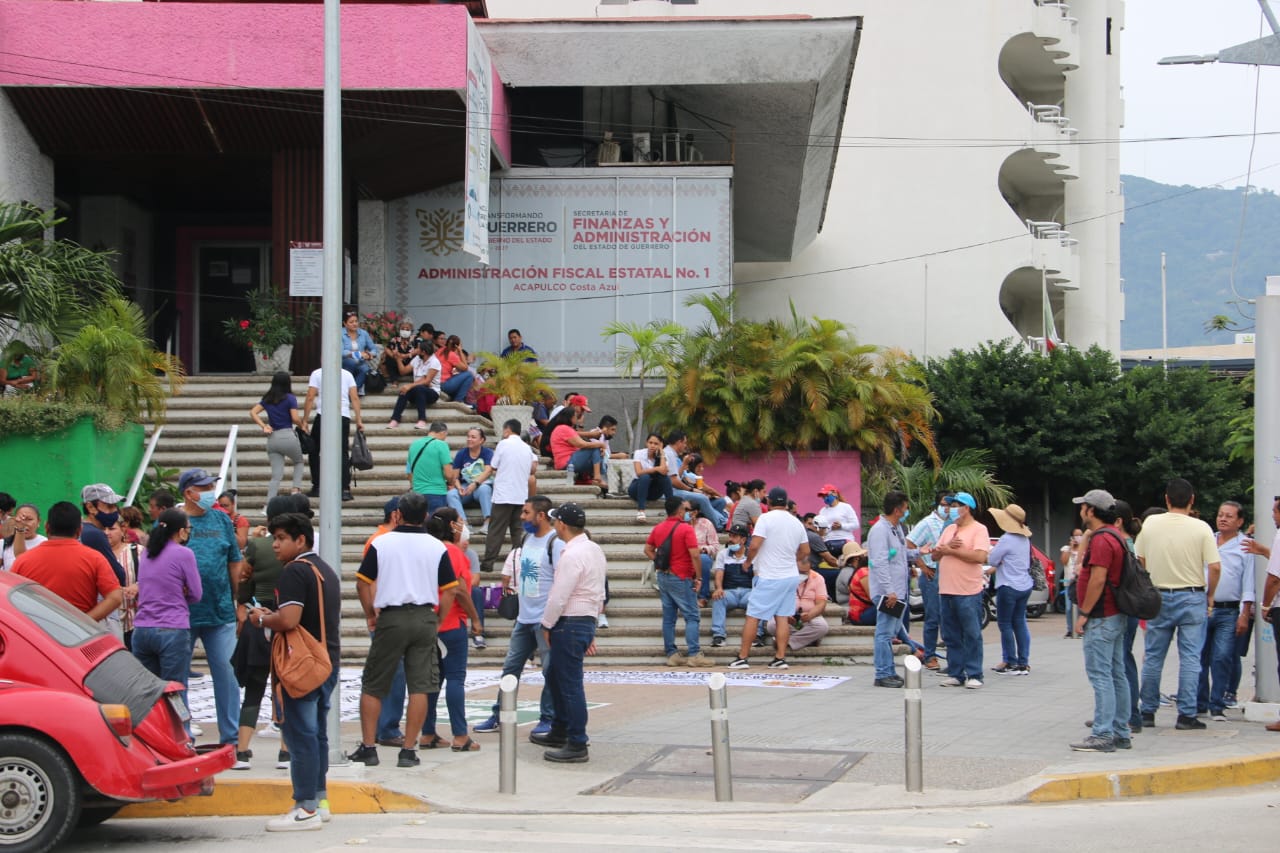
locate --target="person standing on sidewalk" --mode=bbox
[1134,478,1221,730]
[1071,489,1131,753]
[645,497,711,667]
[534,502,607,764]
[1060,528,1084,638]
[933,492,989,689]
[988,503,1034,676]
[480,419,539,572]
[1250,495,1280,731]
[729,486,809,670]
[907,491,953,671]
[250,512,340,832]
[868,490,914,688]
[1198,501,1254,721]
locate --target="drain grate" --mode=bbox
[588,745,866,803]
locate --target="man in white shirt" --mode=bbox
[302,366,364,501]
[728,486,809,670]
[479,419,539,572]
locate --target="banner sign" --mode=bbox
[462,15,491,264]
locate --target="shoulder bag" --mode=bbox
[270,558,333,699]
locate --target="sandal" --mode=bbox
[451,736,481,753]
[418,734,446,750]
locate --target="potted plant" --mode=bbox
[221,288,319,374]
[473,349,555,434]
[360,309,404,350]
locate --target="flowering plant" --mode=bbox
[361,309,406,348]
[221,289,319,352]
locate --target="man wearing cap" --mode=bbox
[988,503,1035,675]
[535,502,606,763]
[710,524,754,647]
[1134,478,1221,730]
[868,490,917,687]
[80,483,128,585]
[933,492,990,688]
[908,491,954,670]
[1071,488,1132,751]
[729,486,809,670]
[180,468,244,747]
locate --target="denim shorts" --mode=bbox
[746,576,801,619]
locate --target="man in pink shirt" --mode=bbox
[536,502,606,763]
[933,492,991,689]
[766,561,829,650]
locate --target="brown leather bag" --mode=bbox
[270,559,332,699]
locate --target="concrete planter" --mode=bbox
[489,403,533,437]
[252,344,293,375]
[0,418,146,512]
[703,450,862,520]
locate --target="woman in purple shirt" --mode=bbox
[250,371,304,500]
[132,508,203,707]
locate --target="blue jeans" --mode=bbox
[874,606,905,679]
[995,585,1031,667]
[188,622,238,744]
[918,568,942,658]
[446,482,493,523]
[281,667,338,810]
[566,447,602,475]
[1083,614,1131,740]
[441,371,475,402]
[673,489,726,529]
[699,554,712,599]
[425,626,469,738]
[1198,606,1239,713]
[488,620,553,722]
[712,588,752,638]
[657,571,701,656]
[342,355,371,392]
[1063,583,1078,635]
[390,385,439,422]
[628,473,672,510]
[1124,615,1142,728]
[133,626,194,727]
[939,593,984,682]
[1139,589,1207,718]
[544,617,597,747]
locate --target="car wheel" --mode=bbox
[1027,604,1046,619]
[0,733,81,853]
[76,806,121,828]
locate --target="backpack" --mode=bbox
[1093,527,1162,620]
[652,521,680,571]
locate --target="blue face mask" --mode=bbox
[683,512,693,522]
[936,505,948,518]
[94,510,121,528]
[947,507,960,521]
[901,509,910,522]
[823,494,838,507]
[522,521,537,534]
[727,543,742,554]
[195,491,218,511]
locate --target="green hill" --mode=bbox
[1120,174,1280,349]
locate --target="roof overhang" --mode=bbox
[478,15,860,263]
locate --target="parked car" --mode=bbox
[0,573,234,852]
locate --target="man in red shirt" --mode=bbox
[12,501,122,621]
[644,497,711,667]
[1072,488,1130,753]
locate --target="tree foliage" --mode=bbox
[862,448,1012,527]
[922,340,1251,512]
[646,293,938,464]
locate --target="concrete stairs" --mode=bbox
[148,374,877,665]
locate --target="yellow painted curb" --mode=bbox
[119,779,428,818]
[1028,751,1280,802]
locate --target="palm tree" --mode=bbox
[861,448,1012,526]
[0,202,121,345]
[42,294,186,423]
[600,318,683,446]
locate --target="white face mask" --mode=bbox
[399,330,412,339]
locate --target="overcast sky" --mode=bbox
[1123,0,1280,191]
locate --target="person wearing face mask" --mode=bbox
[932,492,991,689]
[709,524,754,647]
[381,320,418,381]
[180,468,245,750]
[907,490,954,670]
[79,483,128,585]
[815,485,859,553]
[471,495,564,736]
[868,490,919,687]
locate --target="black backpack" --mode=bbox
[1093,527,1162,620]
[652,522,679,571]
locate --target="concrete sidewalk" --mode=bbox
[125,616,1280,817]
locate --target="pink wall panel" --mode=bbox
[703,451,862,527]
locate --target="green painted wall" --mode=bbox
[0,419,145,514]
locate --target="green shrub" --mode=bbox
[0,397,125,436]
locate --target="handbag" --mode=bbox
[350,427,374,471]
[497,590,520,620]
[270,559,333,699]
[295,426,314,455]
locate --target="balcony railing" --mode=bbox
[1033,0,1077,25]
[1026,102,1078,137]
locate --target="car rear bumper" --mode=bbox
[140,744,236,798]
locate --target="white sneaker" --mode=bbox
[964,679,984,690]
[938,677,964,687]
[317,799,331,823]
[189,723,204,737]
[597,613,609,628]
[265,807,322,832]
[258,722,281,739]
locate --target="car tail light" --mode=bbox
[100,703,133,741]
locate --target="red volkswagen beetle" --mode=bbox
[0,572,234,852]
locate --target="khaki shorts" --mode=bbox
[361,605,440,698]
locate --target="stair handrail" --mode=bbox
[124,425,165,507]
[217,425,239,496]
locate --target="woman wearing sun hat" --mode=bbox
[988,503,1034,675]
[815,484,859,553]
